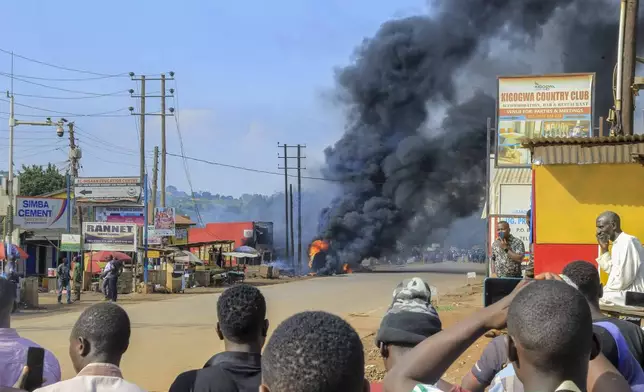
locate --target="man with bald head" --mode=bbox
[596,211,644,305]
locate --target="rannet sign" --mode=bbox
[83,222,137,252]
[14,197,69,229]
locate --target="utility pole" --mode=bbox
[296,145,306,271]
[160,74,167,207]
[621,0,639,135]
[278,144,306,269]
[67,122,84,297]
[129,73,175,197]
[129,73,175,287]
[5,91,66,261]
[152,147,159,215]
[281,144,290,263]
[289,184,295,268]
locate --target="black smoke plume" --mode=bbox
[317,0,638,272]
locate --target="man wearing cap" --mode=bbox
[373,277,464,392]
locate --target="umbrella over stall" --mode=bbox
[0,244,29,260]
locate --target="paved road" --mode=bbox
[12,267,483,391]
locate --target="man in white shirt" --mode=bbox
[596,211,644,305]
[35,302,144,392]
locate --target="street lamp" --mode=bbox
[4,92,67,253]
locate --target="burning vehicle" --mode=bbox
[308,239,353,275]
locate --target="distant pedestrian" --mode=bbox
[72,256,82,302]
[101,256,114,301]
[102,256,122,302]
[56,257,71,305]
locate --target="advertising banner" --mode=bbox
[154,207,176,236]
[14,197,69,229]
[147,225,163,246]
[60,234,81,252]
[83,222,137,252]
[497,73,594,166]
[74,177,142,203]
[169,228,188,246]
[95,206,145,226]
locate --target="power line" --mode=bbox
[0,48,128,77]
[0,99,130,117]
[165,152,334,182]
[9,91,129,100]
[0,72,126,82]
[0,110,130,118]
[0,73,127,96]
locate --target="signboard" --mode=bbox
[83,222,137,252]
[147,225,162,246]
[154,207,175,236]
[147,250,160,258]
[74,177,142,203]
[497,73,594,166]
[499,184,531,215]
[14,197,69,229]
[95,206,145,226]
[60,234,81,252]
[169,228,188,246]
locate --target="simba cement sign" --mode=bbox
[14,197,69,229]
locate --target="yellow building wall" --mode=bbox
[534,163,644,245]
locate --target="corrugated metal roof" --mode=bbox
[530,143,644,165]
[492,168,532,185]
[522,134,644,148]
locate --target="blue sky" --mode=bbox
[0,0,430,197]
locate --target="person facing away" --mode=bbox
[0,278,61,388]
[386,280,609,392]
[461,263,644,392]
[595,211,644,304]
[371,277,460,392]
[101,256,114,301]
[260,310,368,392]
[491,221,525,278]
[169,284,268,392]
[56,257,71,305]
[34,302,144,392]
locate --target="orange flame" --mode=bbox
[342,263,352,274]
[308,240,329,269]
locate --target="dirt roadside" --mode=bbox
[362,282,489,385]
[15,275,309,320]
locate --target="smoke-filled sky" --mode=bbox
[317,0,644,268]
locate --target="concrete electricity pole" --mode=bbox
[5,91,66,252]
[152,146,159,215]
[621,0,639,135]
[278,143,306,269]
[129,73,174,197]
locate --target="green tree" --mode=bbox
[18,163,66,196]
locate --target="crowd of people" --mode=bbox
[1,208,643,392]
[1,266,642,392]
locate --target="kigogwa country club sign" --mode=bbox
[83,222,137,252]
